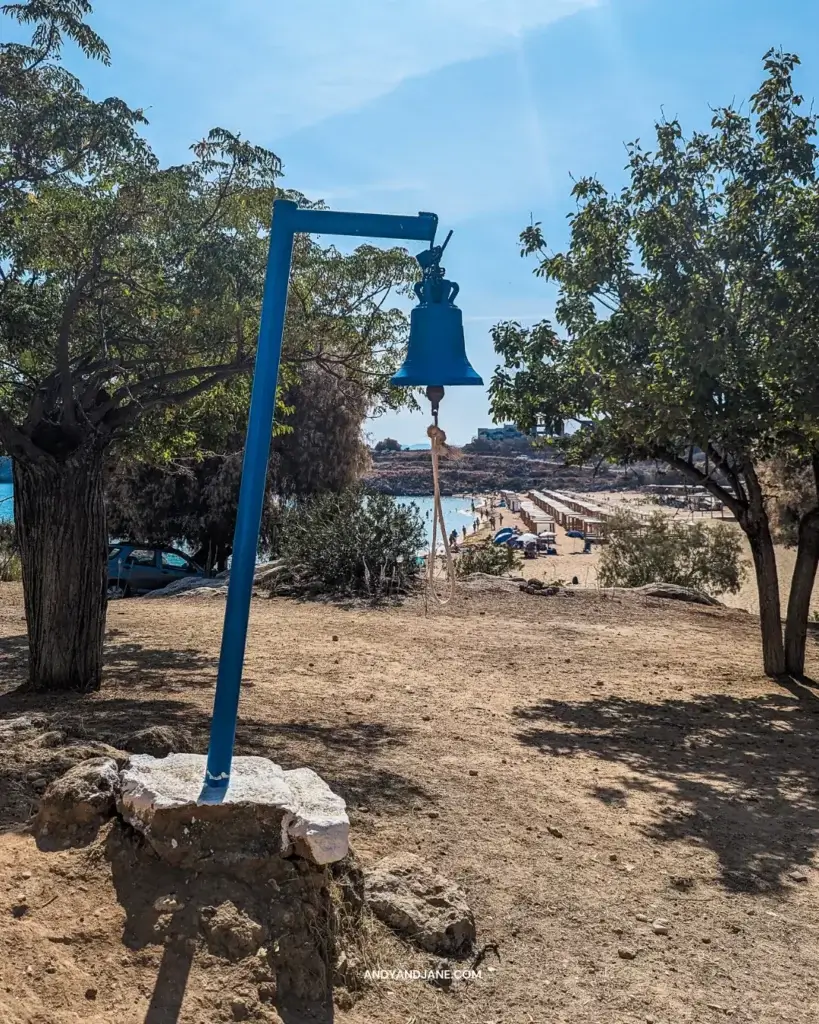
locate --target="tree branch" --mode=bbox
[56,270,96,424]
[0,409,49,463]
[657,448,747,520]
[102,366,247,429]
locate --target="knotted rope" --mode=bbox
[425,421,456,606]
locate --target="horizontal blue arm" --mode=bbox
[280,202,438,243]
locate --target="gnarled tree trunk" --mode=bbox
[784,509,819,679]
[13,445,107,692]
[746,520,785,678]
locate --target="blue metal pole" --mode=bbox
[203,202,438,789]
[204,198,297,786]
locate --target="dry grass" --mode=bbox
[1,583,819,1022]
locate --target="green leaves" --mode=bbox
[0,2,420,466]
[598,510,747,596]
[491,50,819,496]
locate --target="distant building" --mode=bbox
[475,424,529,442]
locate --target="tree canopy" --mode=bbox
[490,50,819,677]
[105,364,371,570]
[0,0,420,690]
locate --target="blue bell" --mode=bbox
[390,241,483,388]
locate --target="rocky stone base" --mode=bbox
[105,815,365,1017]
[118,753,349,873]
[32,751,358,1016]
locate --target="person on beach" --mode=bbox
[499,513,504,526]
[462,526,467,541]
[489,515,496,531]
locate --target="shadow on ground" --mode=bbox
[514,690,819,892]
[105,823,337,1024]
[0,628,219,693]
[0,632,428,832]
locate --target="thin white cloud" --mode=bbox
[105,0,601,135]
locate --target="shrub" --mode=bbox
[456,540,521,578]
[598,510,746,596]
[270,488,425,599]
[0,521,21,582]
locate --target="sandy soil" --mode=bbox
[2,583,819,1023]
[473,489,819,616]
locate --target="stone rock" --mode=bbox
[257,981,277,1004]
[118,726,192,758]
[789,869,809,883]
[34,757,119,840]
[154,894,182,913]
[0,715,46,735]
[200,901,264,963]
[652,919,669,935]
[230,996,253,1020]
[364,852,476,955]
[26,730,66,748]
[118,753,349,872]
[635,583,720,605]
[284,767,350,865]
[617,948,637,960]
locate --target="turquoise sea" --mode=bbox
[0,482,12,522]
[0,483,479,546]
[395,495,479,548]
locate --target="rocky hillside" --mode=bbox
[362,449,631,495]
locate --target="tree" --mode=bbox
[0,1,417,691]
[490,51,819,678]
[106,364,371,570]
[374,437,401,452]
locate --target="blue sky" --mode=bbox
[10,0,819,444]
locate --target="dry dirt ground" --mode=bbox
[2,582,819,1023]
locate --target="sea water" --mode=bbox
[395,495,479,549]
[0,482,12,522]
[0,482,480,544]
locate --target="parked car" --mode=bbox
[107,543,207,597]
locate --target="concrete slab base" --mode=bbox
[118,753,349,871]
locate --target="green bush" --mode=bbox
[598,510,746,596]
[456,540,521,578]
[271,488,425,599]
[0,521,21,582]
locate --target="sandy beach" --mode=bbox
[464,488,819,616]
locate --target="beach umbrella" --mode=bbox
[566,530,585,539]
[517,533,539,544]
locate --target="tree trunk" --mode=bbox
[746,521,786,677]
[784,510,819,679]
[13,448,108,692]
